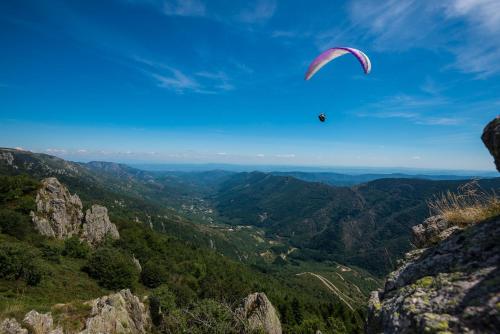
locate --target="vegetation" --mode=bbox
[83,247,139,290]
[0,171,366,333]
[428,180,500,225]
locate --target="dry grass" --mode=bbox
[428,180,500,226]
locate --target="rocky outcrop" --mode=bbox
[482,116,500,172]
[22,311,62,334]
[30,178,119,247]
[30,177,83,239]
[82,205,119,246]
[236,292,282,334]
[411,215,459,248]
[80,289,150,334]
[366,216,500,333]
[0,152,14,166]
[0,319,28,334]
[0,290,149,334]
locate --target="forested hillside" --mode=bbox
[215,172,500,275]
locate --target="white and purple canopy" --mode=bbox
[305,47,371,80]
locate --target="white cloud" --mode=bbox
[77,149,88,153]
[163,0,206,17]
[46,148,67,154]
[347,0,500,77]
[216,152,227,156]
[411,155,421,160]
[256,153,265,157]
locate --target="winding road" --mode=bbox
[296,272,355,311]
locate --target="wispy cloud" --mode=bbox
[125,0,276,24]
[163,0,206,17]
[238,0,277,23]
[134,57,235,94]
[152,70,203,94]
[46,148,67,154]
[355,94,465,126]
[347,0,500,77]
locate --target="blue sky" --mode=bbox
[1,0,499,170]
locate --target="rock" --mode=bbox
[82,205,119,246]
[22,311,61,334]
[482,116,500,172]
[79,289,151,334]
[132,256,142,273]
[235,292,282,334]
[366,216,500,333]
[412,215,459,248]
[30,178,120,247]
[0,319,28,334]
[0,152,14,166]
[30,177,83,239]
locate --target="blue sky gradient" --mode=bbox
[1,0,499,170]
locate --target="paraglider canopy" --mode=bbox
[305,47,371,80]
[318,113,326,122]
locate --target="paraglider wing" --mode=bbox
[305,47,371,80]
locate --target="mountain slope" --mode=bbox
[214,172,500,275]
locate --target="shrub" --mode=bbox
[149,285,176,326]
[141,259,169,288]
[428,180,500,225]
[84,247,138,290]
[63,236,90,259]
[186,299,236,334]
[0,209,33,240]
[0,242,44,286]
[39,242,63,263]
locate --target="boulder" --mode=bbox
[30,177,83,239]
[22,311,62,334]
[30,178,120,247]
[0,152,14,166]
[82,205,120,246]
[79,289,151,334]
[481,116,500,172]
[411,215,459,248]
[367,216,500,333]
[0,319,27,334]
[235,292,282,334]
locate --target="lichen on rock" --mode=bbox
[366,216,500,333]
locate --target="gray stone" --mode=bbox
[412,215,458,248]
[82,205,119,246]
[22,311,59,334]
[0,319,28,334]
[0,152,14,166]
[235,292,282,334]
[482,116,500,172]
[30,177,83,239]
[79,289,151,334]
[367,216,500,333]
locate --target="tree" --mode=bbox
[141,259,169,288]
[84,247,138,290]
[0,242,43,286]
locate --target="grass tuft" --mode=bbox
[428,180,500,226]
